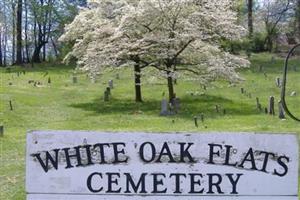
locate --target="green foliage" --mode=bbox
[251,32,267,53]
[220,39,251,54]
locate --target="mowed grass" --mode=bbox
[1,53,300,199]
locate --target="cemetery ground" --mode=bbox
[1,53,300,199]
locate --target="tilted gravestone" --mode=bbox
[26,131,298,200]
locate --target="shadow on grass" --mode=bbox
[69,94,258,119]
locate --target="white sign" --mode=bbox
[26,131,299,199]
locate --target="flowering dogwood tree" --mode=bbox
[61,0,250,102]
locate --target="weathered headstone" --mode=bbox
[104,90,110,102]
[108,80,114,89]
[276,77,281,88]
[278,100,285,119]
[0,126,3,137]
[106,87,111,96]
[241,88,244,94]
[269,96,275,115]
[259,65,263,72]
[26,131,299,200]
[72,76,78,84]
[160,99,169,116]
[116,73,120,80]
[172,98,180,113]
[290,91,297,97]
[200,113,204,122]
[215,105,220,113]
[271,56,275,64]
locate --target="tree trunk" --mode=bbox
[167,67,175,102]
[16,0,23,65]
[32,41,47,63]
[247,0,253,38]
[297,0,300,39]
[12,2,16,64]
[134,59,143,102]
[24,0,30,63]
[0,32,3,67]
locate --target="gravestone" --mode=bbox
[172,98,180,113]
[256,97,262,111]
[200,113,204,122]
[0,126,3,137]
[269,96,275,115]
[104,90,110,102]
[259,65,263,72]
[26,131,299,200]
[215,105,220,113]
[194,116,198,127]
[106,87,111,96]
[276,77,281,88]
[271,56,275,64]
[290,91,297,97]
[160,99,169,116]
[241,88,244,94]
[278,100,285,119]
[116,73,120,80]
[72,76,78,84]
[108,80,114,89]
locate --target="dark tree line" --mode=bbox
[0,0,86,67]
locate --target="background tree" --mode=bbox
[16,0,22,64]
[248,0,254,37]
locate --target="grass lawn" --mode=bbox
[0,53,300,199]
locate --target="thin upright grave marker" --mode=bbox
[26,131,299,200]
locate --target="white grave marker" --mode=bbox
[26,131,299,200]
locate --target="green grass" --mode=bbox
[1,53,300,199]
